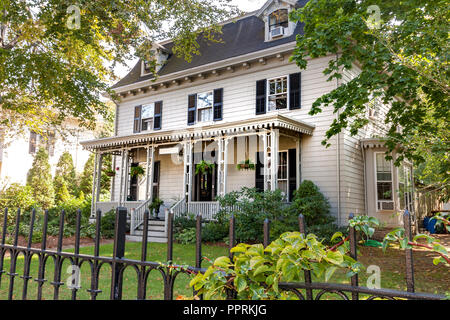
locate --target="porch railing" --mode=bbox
[130,198,154,234]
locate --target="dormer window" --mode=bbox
[269,9,289,39]
[269,9,289,32]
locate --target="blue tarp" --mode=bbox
[423,217,437,234]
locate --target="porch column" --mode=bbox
[262,132,270,191]
[183,140,193,202]
[119,149,130,205]
[270,129,279,191]
[95,153,104,203]
[145,145,155,201]
[296,137,302,189]
[90,152,99,218]
[217,136,229,197]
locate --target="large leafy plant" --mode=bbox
[190,216,379,300]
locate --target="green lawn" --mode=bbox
[0,242,448,300]
[0,242,228,300]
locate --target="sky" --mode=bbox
[114,0,268,79]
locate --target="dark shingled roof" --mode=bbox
[112,0,309,89]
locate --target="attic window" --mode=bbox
[269,9,289,32]
[142,61,153,75]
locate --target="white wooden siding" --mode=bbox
[115,55,344,223]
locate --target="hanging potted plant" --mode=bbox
[195,160,215,175]
[149,198,164,219]
[236,159,255,171]
[104,168,116,177]
[130,165,145,178]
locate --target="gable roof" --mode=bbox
[112,0,309,90]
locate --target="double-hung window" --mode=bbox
[375,153,394,210]
[197,91,213,123]
[141,103,155,132]
[277,151,288,199]
[268,76,288,111]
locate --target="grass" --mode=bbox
[0,242,228,300]
[0,242,448,300]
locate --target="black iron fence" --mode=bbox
[0,207,446,300]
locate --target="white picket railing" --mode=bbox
[130,198,154,234]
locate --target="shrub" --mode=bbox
[175,227,197,244]
[173,212,197,235]
[0,183,36,223]
[290,180,333,226]
[202,222,229,243]
[216,187,291,243]
[100,210,116,239]
[26,147,55,209]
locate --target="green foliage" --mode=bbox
[0,1,239,136]
[130,165,145,178]
[78,153,112,197]
[53,152,77,197]
[54,178,71,205]
[190,231,364,300]
[0,183,36,222]
[195,160,215,175]
[202,222,229,243]
[236,159,255,171]
[216,188,289,243]
[383,222,450,267]
[26,148,54,209]
[149,198,164,215]
[100,210,117,239]
[289,0,449,199]
[175,227,197,245]
[290,180,332,225]
[174,212,197,235]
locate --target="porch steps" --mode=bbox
[126,219,168,243]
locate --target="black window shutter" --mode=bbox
[154,101,163,130]
[256,79,267,115]
[213,88,223,121]
[187,94,197,125]
[288,148,297,202]
[255,152,264,192]
[133,105,142,133]
[289,73,301,110]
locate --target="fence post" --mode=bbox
[298,214,313,300]
[403,210,415,292]
[0,208,8,287]
[166,209,174,263]
[263,219,270,248]
[226,214,237,300]
[111,207,127,300]
[195,213,202,269]
[228,214,236,260]
[348,213,359,300]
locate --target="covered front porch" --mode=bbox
[81,114,315,237]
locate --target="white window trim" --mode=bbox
[374,152,395,212]
[266,75,290,112]
[141,61,153,77]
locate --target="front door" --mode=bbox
[193,151,217,202]
[129,163,139,201]
[194,168,217,201]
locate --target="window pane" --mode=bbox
[198,108,212,122]
[269,9,288,29]
[377,182,393,200]
[142,103,154,119]
[197,92,213,109]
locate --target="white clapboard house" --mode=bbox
[81,0,415,242]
